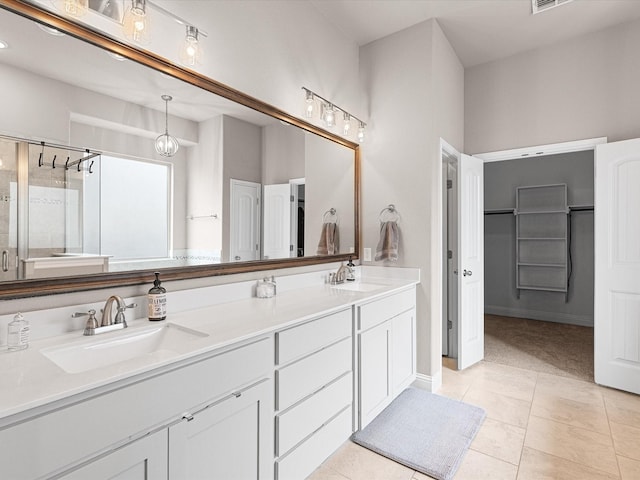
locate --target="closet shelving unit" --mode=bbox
[515,184,569,301]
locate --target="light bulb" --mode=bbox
[342,113,352,137]
[123,0,149,44]
[53,0,88,17]
[305,90,315,119]
[179,26,202,67]
[323,103,336,128]
[357,122,365,143]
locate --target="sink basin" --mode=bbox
[41,323,208,374]
[330,282,385,292]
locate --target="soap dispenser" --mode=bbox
[7,312,30,351]
[346,256,356,282]
[148,272,167,321]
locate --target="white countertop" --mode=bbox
[0,273,418,426]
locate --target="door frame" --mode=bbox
[442,136,607,369]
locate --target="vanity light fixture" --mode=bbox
[179,25,204,67]
[322,103,336,128]
[357,121,366,144]
[123,0,149,44]
[155,95,179,157]
[302,87,367,142]
[0,39,8,49]
[52,0,88,17]
[342,113,352,136]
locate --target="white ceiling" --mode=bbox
[309,0,640,67]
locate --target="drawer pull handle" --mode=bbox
[183,413,194,422]
[233,391,242,398]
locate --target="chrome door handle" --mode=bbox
[463,269,473,277]
[1,250,8,272]
[234,255,241,260]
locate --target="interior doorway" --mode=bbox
[442,137,602,378]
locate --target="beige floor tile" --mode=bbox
[604,390,640,430]
[439,366,474,400]
[535,372,604,405]
[321,442,414,480]
[462,386,531,428]
[524,416,619,475]
[517,447,619,480]
[306,465,351,480]
[610,422,640,461]
[470,418,525,465]
[467,362,538,401]
[452,449,517,480]
[618,455,640,480]
[531,392,610,434]
[412,472,436,480]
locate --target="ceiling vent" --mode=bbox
[532,0,574,15]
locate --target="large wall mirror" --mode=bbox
[0,1,359,298]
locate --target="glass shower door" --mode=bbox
[0,138,19,281]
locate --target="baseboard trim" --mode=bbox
[412,372,441,393]
[485,305,593,327]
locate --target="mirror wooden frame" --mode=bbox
[0,0,360,299]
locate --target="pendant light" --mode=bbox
[155,95,179,157]
[123,0,150,44]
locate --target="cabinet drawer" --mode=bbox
[276,337,351,411]
[276,372,352,456]
[276,406,352,480]
[358,288,415,331]
[276,308,351,365]
[0,338,272,480]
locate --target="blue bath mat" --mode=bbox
[351,387,486,480]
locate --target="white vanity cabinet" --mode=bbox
[0,337,273,480]
[274,308,354,480]
[58,430,168,480]
[169,379,272,480]
[357,287,416,429]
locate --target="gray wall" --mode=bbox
[466,18,640,154]
[360,19,464,383]
[484,151,594,326]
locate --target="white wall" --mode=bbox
[359,20,464,384]
[466,17,640,154]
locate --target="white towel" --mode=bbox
[375,221,399,261]
[317,222,339,255]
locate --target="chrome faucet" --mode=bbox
[101,295,129,327]
[330,264,349,285]
[73,296,137,336]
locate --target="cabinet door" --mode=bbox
[359,320,391,428]
[391,308,416,395]
[59,429,168,480]
[169,380,272,480]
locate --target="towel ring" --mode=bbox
[323,208,338,224]
[378,204,401,223]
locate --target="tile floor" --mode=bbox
[308,360,640,480]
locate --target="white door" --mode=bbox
[230,179,260,262]
[457,154,484,369]
[263,183,291,259]
[595,139,640,394]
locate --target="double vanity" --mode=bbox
[0,266,418,480]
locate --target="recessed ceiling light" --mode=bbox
[37,23,66,36]
[106,51,126,61]
[0,40,8,49]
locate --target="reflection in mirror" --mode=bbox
[0,4,357,286]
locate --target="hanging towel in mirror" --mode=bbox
[317,222,340,255]
[375,221,399,261]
